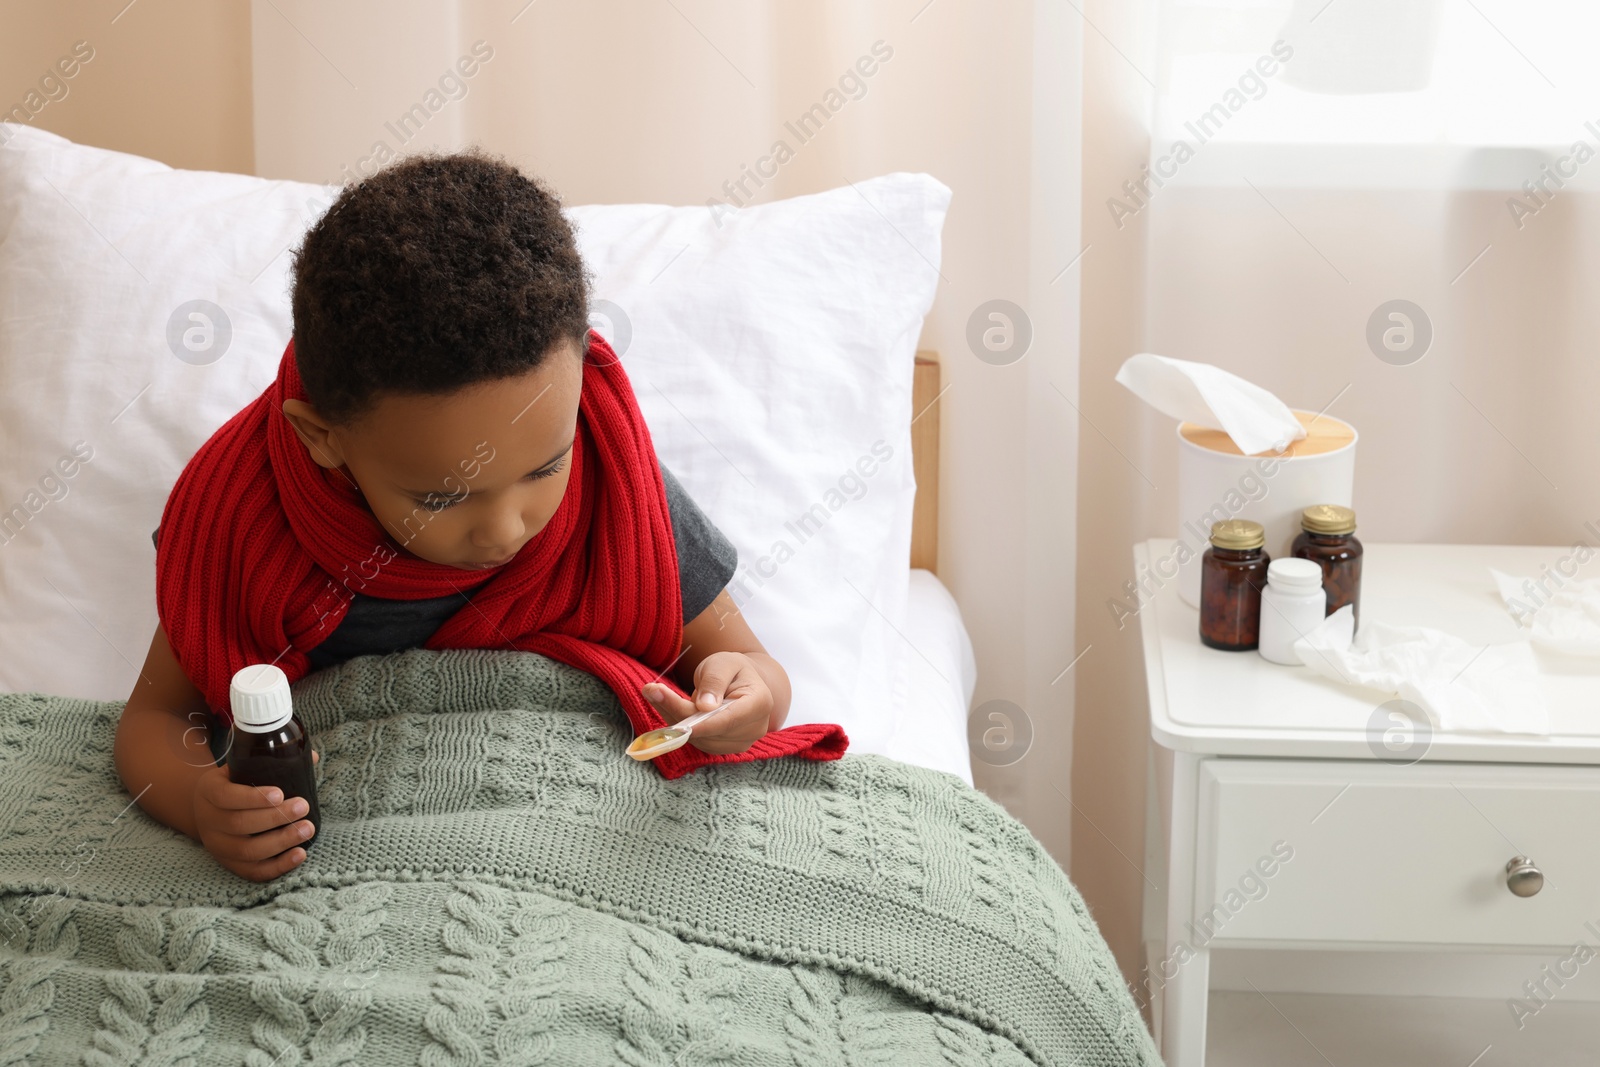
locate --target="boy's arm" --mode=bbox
[115,626,316,880]
[642,588,791,754]
[114,625,216,838]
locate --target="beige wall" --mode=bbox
[1,0,253,174]
[4,0,1102,950]
[1143,184,1600,546]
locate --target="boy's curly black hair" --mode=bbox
[289,148,590,424]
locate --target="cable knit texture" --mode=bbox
[0,649,1160,1066]
[153,330,847,779]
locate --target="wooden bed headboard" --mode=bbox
[910,352,941,573]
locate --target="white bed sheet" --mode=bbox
[880,569,977,785]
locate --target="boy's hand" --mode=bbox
[642,651,773,755]
[191,758,317,882]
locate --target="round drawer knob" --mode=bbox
[1505,856,1544,897]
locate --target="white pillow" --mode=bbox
[0,123,948,757]
[569,180,947,751]
[0,125,324,698]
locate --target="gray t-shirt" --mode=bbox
[153,463,735,673]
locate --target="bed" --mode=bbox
[0,123,975,786]
[0,124,1154,1064]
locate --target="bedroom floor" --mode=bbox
[1207,992,1600,1066]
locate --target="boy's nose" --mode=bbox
[473,508,526,552]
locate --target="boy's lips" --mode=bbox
[465,550,517,569]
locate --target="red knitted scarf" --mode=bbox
[155,333,847,779]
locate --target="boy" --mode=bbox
[114,150,842,882]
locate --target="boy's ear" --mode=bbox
[280,399,347,469]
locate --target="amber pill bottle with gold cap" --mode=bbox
[1291,504,1363,630]
[227,664,320,849]
[1199,519,1270,651]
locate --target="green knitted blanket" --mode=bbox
[0,649,1159,1066]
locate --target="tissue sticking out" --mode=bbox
[1116,353,1307,456]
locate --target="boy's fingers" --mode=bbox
[689,737,756,755]
[679,693,760,746]
[687,705,763,753]
[220,797,311,836]
[221,784,287,811]
[227,846,307,882]
[200,771,285,810]
[642,682,697,723]
[231,821,316,862]
[692,658,740,710]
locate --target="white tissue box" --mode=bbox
[1175,411,1357,609]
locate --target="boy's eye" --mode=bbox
[413,461,563,510]
[417,493,463,512]
[526,460,564,481]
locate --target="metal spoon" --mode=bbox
[626,698,736,761]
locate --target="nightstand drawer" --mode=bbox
[1196,759,1600,947]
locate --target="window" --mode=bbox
[1151,1,1600,187]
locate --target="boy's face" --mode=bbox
[282,340,585,570]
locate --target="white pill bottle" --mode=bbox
[1257,557,1326,666]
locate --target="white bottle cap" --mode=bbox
[230,664,293,732]
[1267,557,1323,594]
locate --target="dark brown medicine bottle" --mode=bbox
[227,664,320,849]
[1199,519,1270,651]
[1291,504,1363,631]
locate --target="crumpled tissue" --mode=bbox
[1115,353,1306,456]
[1490,568,1600,657]
[1292,605,1550,735]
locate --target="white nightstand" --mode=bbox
[1136,540,1600,1066]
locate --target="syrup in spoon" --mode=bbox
[627,698,736,761]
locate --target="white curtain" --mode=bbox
[1132,0,1600,545]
